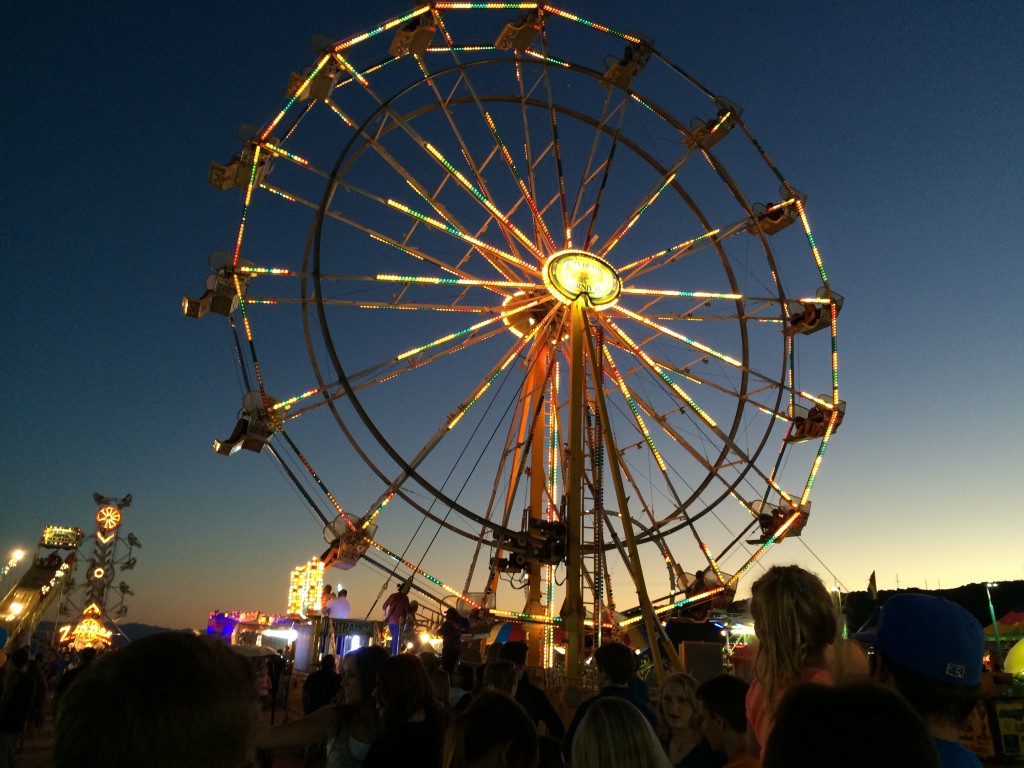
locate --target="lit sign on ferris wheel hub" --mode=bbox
[543,250,621,309]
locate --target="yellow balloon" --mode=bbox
[1004,638,1024,676]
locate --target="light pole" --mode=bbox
[985,582,1005,671]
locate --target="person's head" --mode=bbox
[695,674,749,752]
[399,580,412,595]
[341,645,389,708]
[572,697,672,768]
[865,593,984,726]
[433,669,452,706]
[339,589,348,598]
[323,584,333,594]
[482,660,518,696]
[446,606,461,621]
[320,654,337,671]
[443,690,538,768]
[453,662,475,691]
[409,600,419,612]
[592,642,635,686]
[763,683,938,768]
[374,653,435,728]
[499,641,528,669]
[78,647,97,666]
[657,672,700,737]
[420,650,441,673]
[54,633,257,768]
[10,647,30,669]
[750,564,836,708]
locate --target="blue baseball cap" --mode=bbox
[867,594,984,687]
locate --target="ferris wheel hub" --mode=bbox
[543,250,621,309]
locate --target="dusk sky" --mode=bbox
[3,1,1022,632]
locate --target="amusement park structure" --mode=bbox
[1,526,81,652]
[56,493,143,649]
[185,4,844,696]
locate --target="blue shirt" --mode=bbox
[933,738,983,768]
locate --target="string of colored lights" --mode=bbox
[394,296,545,362]
[538,23,571,248]
[275,428,357,533]
[363,537,482,610]
[617,229,720,275]
[600,171,677,259]
[385,198,522,267]
[430,12,556,256]
[448,327,538,430]
[375,274,534,289]
[541,5,642,44]
[599,347,665,472]
[410,55,533,271]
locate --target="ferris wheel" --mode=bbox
[185,4,843,677]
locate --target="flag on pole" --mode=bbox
[868,571,878,602]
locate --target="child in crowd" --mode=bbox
[745,565,836,754]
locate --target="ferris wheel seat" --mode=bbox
[209,142,275,192]
[601,41,652,90]
[495,13,540,52]
[683,103,740,150]
[389,18,435,58]
[287,60,341,103]
[785,398,845,443]
[321,519,376,570]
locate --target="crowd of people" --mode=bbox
[0,563,997,768]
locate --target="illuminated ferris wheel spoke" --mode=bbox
[410,57,536,266]
[332,52,543,262]
[580,95,631,252]
[538,25,571,247]
[567,86,615,229]
[427,15,557,255]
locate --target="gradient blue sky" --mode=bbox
[3,2,1022,630]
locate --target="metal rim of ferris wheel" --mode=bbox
[190,3,843,679]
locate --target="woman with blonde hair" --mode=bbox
[572,696,672,768]
[657,672,724,767]
[746,564,837,755]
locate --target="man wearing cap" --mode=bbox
[863,593,985,768]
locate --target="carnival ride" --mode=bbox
[185,4,843,688]
[0,527,81,652]
[56,494,143,649]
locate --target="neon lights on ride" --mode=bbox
[600,173,676,257]
[541,6,642,44]
[396,297,545,361]
[435,2,539,8]
[385,198,521,265]
[375,274,533,289]
[601,348,665,471]
[543,251,621,308]
[603,319,717,428]
[332,7,431,52]
[621,287,743,300]
[618,229,720,274]
[363,537,482,610]
[616,306,742,369]
[288,558,325,617]
[421,144,540,261]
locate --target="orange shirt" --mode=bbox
[745,666,832,751]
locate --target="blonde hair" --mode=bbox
[750,565,837,714]
[656,672,701,739]
[572,697,672,768]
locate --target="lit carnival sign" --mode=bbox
[543,250,621,308]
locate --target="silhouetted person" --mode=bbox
[382,581,412,655]
[763,683,939,768]
[303,654,342,715]
[52,646,97,715]
[0,647,36,767]
[863,594,985,768]
[500,640,564,738]
[440,607,470,673]
[696,675,757,768]
[54,632,257,768]
[564,643,657,761]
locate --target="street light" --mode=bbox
[985,582,1005,671]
